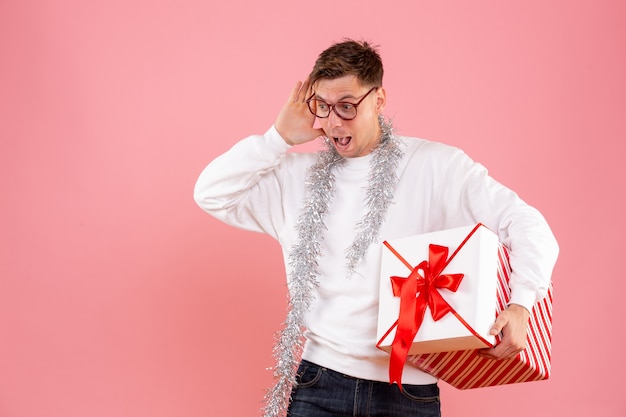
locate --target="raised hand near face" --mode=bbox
[275,77,324,146]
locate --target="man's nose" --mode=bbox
[328,108,343,127]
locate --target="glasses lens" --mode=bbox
[335,102,357,120]
[309,99,329,117]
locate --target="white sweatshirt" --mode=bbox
[194,126,559,385]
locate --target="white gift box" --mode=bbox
[376,224,500,356]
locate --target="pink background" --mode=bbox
[1,1,624,416]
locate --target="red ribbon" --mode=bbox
[387,244,464,388]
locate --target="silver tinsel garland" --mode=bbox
[262,117,404,417]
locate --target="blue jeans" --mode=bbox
[287,360,441,417]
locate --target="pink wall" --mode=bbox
[1,1,624,416]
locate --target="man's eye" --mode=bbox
[317,102,329,110]
[339,103,355,110]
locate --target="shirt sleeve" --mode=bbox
[435,146,559,311]
[193,125,292,239]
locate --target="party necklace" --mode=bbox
[262,117,404,417]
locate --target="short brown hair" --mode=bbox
[309,39,384,88]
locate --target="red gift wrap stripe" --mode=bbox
[406,243,553,389]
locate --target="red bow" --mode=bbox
[388,244,464,388]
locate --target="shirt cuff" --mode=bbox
[507,283,538,312]
[265,125,293,152]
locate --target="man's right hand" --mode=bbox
[275,78,324,146]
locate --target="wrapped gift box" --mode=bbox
[377,224,499,354]
[406,243,553,389]
[376,223,553,389]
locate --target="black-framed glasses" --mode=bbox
[306,87,378,120]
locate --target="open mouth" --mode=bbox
[333,136,352,149]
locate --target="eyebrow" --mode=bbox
[314,93,359,102]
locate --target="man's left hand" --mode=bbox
[477,304,530,360]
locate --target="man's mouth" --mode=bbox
[333,136,352,148]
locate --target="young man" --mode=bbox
[194,40,558,417]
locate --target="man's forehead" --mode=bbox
[313,76,365,100]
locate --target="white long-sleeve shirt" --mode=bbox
[194,126,559,384]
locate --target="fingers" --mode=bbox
[302,76,314,97]
[289,77,314,104]
[288,80,304,103]
[478,344,522,360]
[489,314,506,336]
[477,330,523,360]
[299,77,316,103]
[478,308,529,360]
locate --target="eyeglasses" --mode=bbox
[306,87,378,120]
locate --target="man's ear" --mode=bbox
[376,87,387,114]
